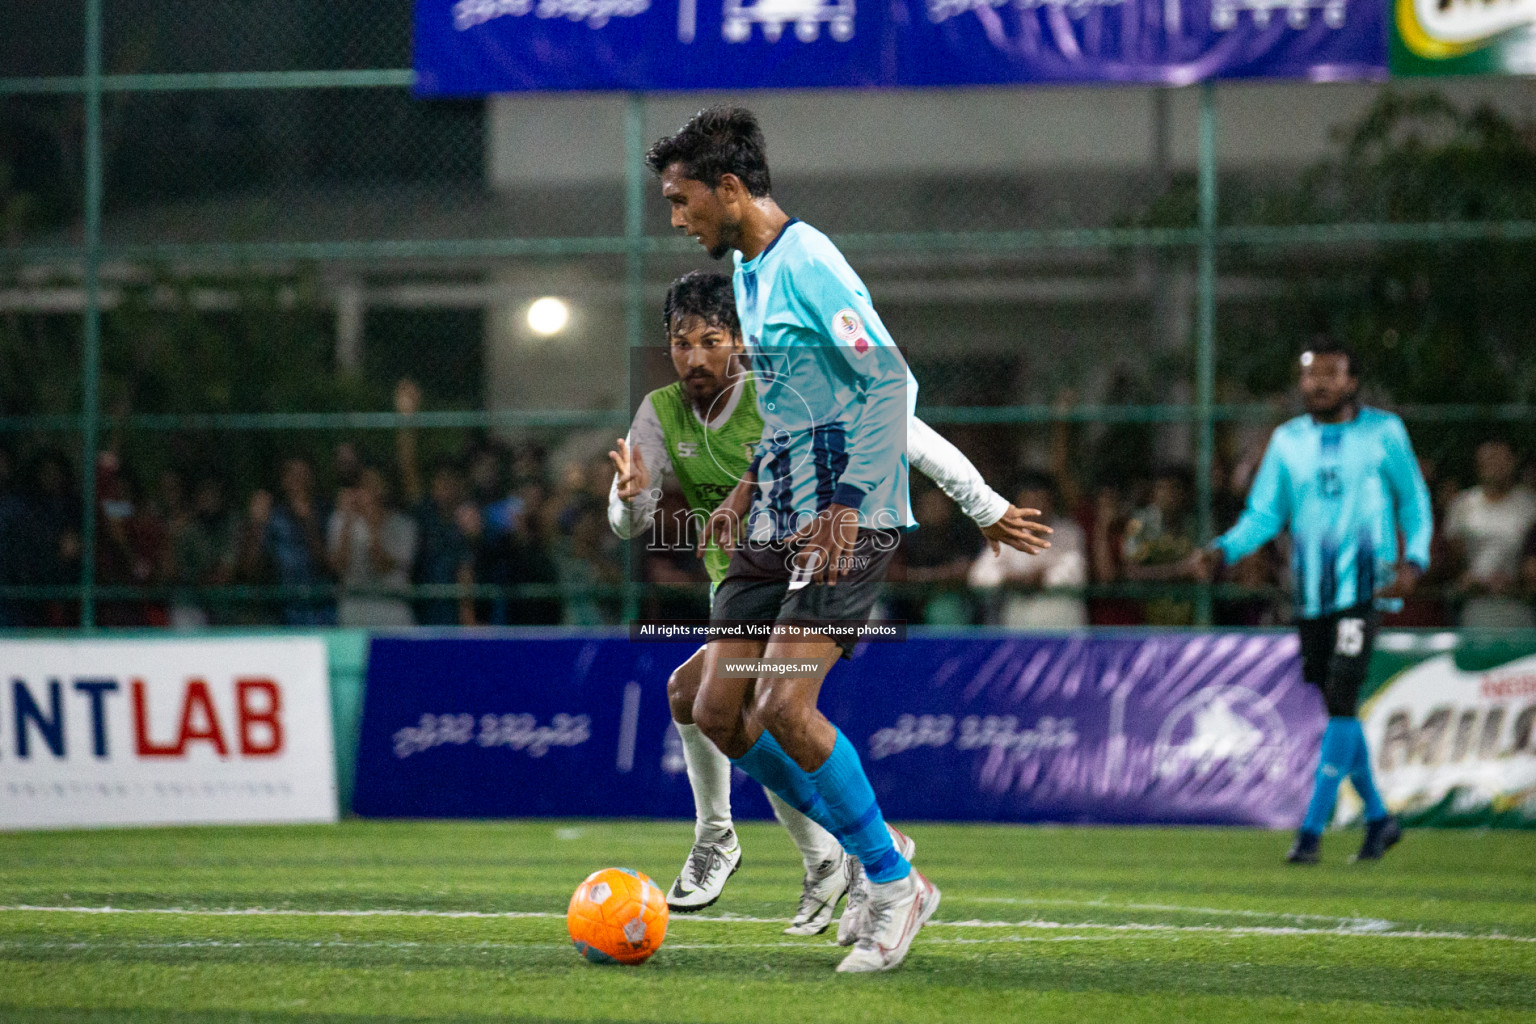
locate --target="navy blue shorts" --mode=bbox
[710,529,900,659]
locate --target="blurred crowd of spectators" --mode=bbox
[900,429,1536,630]
[0,381,621,629]
[4,383,1536,631]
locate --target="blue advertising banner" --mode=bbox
[353,632,1325,827]
[414,0,1385,95]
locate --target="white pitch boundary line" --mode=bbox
[0,906,558,920]
[960,896,1395,931]
[1,906,1532,943]
[936,918,1536,943]
[0,939,1124,957]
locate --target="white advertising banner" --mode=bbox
[0,637,337,830]
[1341,650,1536,825]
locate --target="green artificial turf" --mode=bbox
[0,820,1532,1023]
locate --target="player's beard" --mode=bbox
[709,215,744,260]
[1304,386,1357,420]
[685,372,721,407]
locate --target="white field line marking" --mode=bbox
[960,896,1395,931]
[0,935,1121,953]
[668,936,1125,949]
[0,906,560,920]
[936,918,1536,943]
[1,905,1533,943]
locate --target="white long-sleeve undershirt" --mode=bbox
[905,415,1010,528]
[607,397,672,540]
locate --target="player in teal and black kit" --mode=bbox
[1193,338,1432,864]
[610,270,1047,931]
[648,107,953,972]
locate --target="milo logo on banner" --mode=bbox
[1391,0,1536,75]
[1341,647,1536,826]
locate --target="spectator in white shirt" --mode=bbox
[1447,439,1536,627]
[969,472,1087,629]
[329,466,419,628]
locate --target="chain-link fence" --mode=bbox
[3,1,1536,631]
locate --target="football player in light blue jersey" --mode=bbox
[609,272,1049,932]
[1191,337,1432,864]
[732,225,919,544]
[646,107,937,973]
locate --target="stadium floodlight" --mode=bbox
[526,297,571,336]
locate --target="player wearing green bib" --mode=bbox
[641,368,762,586]
[609,272,1050,931]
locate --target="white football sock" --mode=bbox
[678,722,734,843]
[765,787,840,871]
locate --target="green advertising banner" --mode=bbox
[1338,631,1536,827]
[1391,0,1536,75]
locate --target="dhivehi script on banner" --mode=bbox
[0,638,337,830]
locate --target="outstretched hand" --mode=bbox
[1180,547,1224,583]
[394,377,422,417]
[980,505,1053,557]
[608,438,651,503]
[1376,561,1423,601]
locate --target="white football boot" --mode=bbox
[666,831,742,912]
[836,824,916,946]
[835,867,941,974]
[784,848,851,936]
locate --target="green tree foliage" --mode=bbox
[1138,91,1536,477]
[1306,93,1536,473]
[1318,94,1536,412]
[0,262,389,490]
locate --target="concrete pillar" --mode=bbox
[334,277,365,374]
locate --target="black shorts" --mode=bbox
[1296,603,1379,717]
[711,528,900,660]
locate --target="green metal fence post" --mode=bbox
[1195,82,1218,627]
[625,95,646,352]
[79,0,104,629]
[622,94,647,624]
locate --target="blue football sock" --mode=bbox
[1346,718,1388,822]
[731,730,839,837]
[809,729,910,884]
[1301,717,1357,835]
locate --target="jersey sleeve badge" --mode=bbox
[832,308,871,357]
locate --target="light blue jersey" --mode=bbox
[1215,407,1432,619]
[732,220,917,541]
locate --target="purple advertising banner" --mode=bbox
[354,632,1325,826]
[414,0,1386,95]
[844,631,1324,826]
[414,0,1388,95]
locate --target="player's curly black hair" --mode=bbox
[1302,334,1360,377]
[662,271,740,338]
[645,106,772,197]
